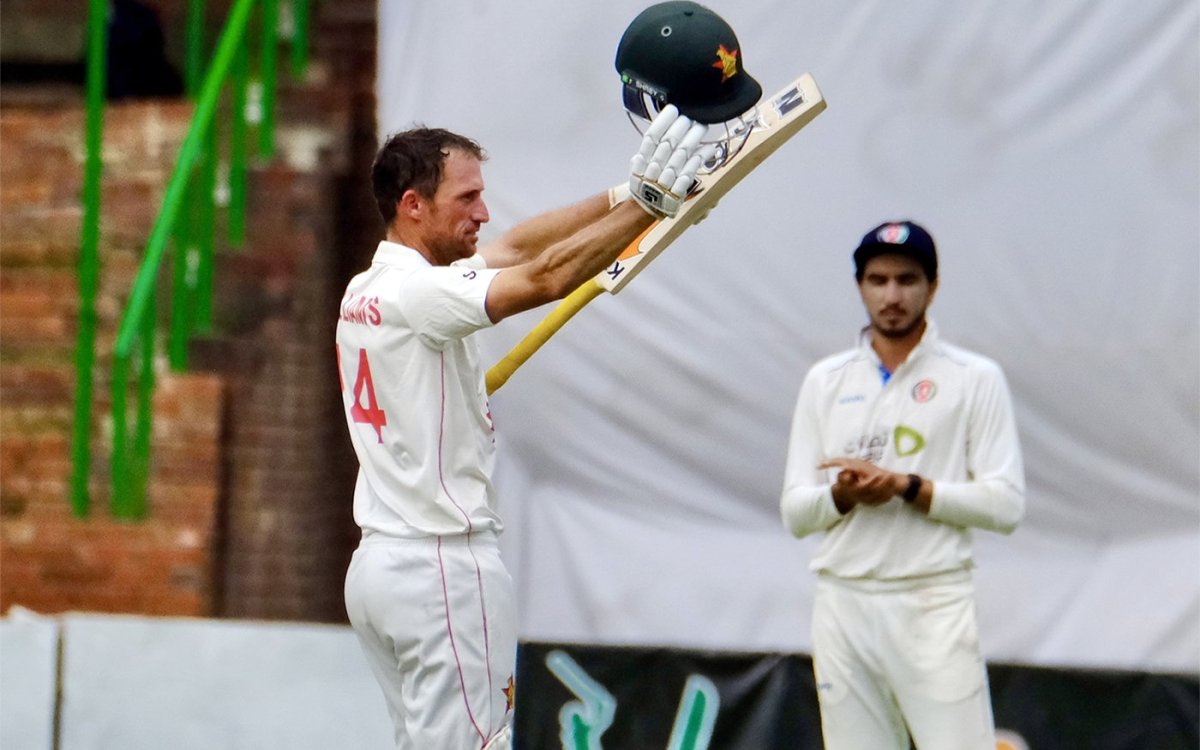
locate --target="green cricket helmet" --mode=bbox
[615,1,763,125]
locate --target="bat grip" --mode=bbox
[485,279,606,395]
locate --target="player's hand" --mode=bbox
[819,457,905,511]
[629,105,712,219]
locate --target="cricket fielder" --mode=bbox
[780,220,1025,750]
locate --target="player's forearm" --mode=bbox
[494,193,613,265]
[527,201,652,293]
[484,202,652,321]
[781,483,843,538]
[929,371,1026,533]
[927,476,1025,534]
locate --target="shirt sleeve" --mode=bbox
[780,368,844,538]
[927,363,1026,534]
[456,254,489,271]
[397,264,501,349]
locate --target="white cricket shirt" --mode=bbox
[780,320,1025,579]
[336,241,502,538]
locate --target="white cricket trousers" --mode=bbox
[345,532,517,750]
[811,569,996,750]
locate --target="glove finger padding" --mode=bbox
[660,115,696,151]
[631,105,681,178]
[664,122,706,172]
[629,110,710,219]
[644,104,680,142]
[658,122,708,193]
[669,151,706,196]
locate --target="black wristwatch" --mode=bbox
[902,474,922,503]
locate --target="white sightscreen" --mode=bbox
[377,0,1200,673]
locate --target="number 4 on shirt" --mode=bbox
[338,345,387,443]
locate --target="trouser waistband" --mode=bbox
[817,567,971,593]
[358,530,499,548]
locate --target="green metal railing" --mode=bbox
[70,0,310,519]
[68,0,109,517]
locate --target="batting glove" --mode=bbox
[629,105,712,219]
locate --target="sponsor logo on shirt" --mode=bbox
[894,425,926,456]
[844,432,887,463]
[838,394,866,405]
[843,425,927,460]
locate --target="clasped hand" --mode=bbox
[819,457,905,512]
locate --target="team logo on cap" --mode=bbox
[712,44,740,82]
[877,223,910,244]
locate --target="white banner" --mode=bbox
[377,0,1200,673]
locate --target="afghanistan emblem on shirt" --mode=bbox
[912,379,937,403]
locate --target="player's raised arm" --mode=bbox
[478,193,615,269]
[483,106,709,323]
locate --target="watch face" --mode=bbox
[903,474,921,502]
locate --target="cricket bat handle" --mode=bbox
[485,278,605,395]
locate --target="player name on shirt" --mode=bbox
[340,293,382,326]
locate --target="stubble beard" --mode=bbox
[427,234,474,266]
[871,307,927,340]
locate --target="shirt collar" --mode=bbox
[372,240,429,267]
[371,241,487,270]
[857,318,940,365]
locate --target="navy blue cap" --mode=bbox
[853,220,937,281]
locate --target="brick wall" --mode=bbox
[210,161,359,622]
[1,100,225,617]
[210,0,378,622]
[0,0,379,624]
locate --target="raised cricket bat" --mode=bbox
[486,73,826,394]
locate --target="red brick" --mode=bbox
[0,266,80,312]
[142,590,207,617]
[0,206,83,267]
[152,372,224,431]
[102,100,193,171]
[0,363,75,406]
[148,494,219,529]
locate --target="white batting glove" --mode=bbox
[629,105,713,219]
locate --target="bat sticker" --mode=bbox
[774,85,805,117]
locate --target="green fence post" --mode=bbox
[169,178,194,371]
[259,0,278,158]
[70,0,109,517]
[111,351,130,512]
[112,305,154,519]
[291,0,309,77]
[185,0,206,97]
[128,309,157,519]
[197,123,218,332]
[229,38,249,246]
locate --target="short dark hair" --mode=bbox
[371,127,487,225]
